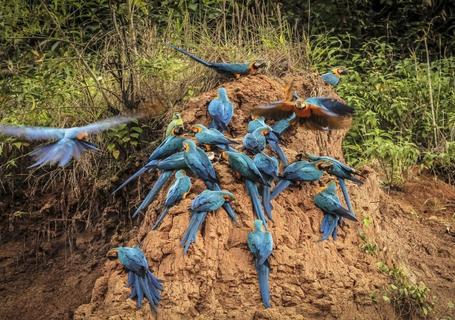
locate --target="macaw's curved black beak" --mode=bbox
[106,248,118,260]
[339,69,349,75]
[253,61,267,69]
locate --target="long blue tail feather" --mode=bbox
[270,179,292,200]
[181,212,207,255]
[262,186,273,221]
[132,171,173,218]
[127,270,162,310]
[113,162,157,194]
[268,139,288,167]
[245,180,267,227]
[256,260,271,308]
[338,178,355,216]
[152,206,170,229]
[170,45,212,67]
[320,213,339,241]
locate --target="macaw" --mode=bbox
[270,160,329,200]
[243,126,269,154]
[247,220,273,308]
[181,189,236,254]
[222,150,268,226]
[253,96,354,130]
[152,170,191,229]
[254,153,279,221]
[182,139,237,221]
[165,112,184,137]
[132,170,174,218]
[303,153,364,216]
[247,116,291,166]
[107,246,162,311]
[314,182,357,241]
[192,124,238,151]
[113,128,184,193]
[208,87,234,132]
[321,67,348,87]
[0,116,136,168]
[171,45,266,78]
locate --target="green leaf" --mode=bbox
[112,149,120,159]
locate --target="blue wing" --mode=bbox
[321,72,340,86]
[76,116,136,135]
[0,125,64,141]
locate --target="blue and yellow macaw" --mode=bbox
[107,246,162,311]
[192,124,238,151]
[165,112,184,137]
[247,116,291,166]
[171,45,266,78]
[152,170,191,229]
[243,126,269,154]
[247,220,273,308]
[0,116,136,168]
[254,153,279,221]
[131,152,190,218]
[253,95,354,130]
[222,150,269,226]
[208,88,234,132]
[113,128,184,193]
[321,67,348,87]
[181,189,236,254]
[303,153,364,216]
[183,139,237,221]
[270,160,329,200]
[314,182,357,241]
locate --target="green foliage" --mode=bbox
[378,262,433,318]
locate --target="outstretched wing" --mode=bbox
[0,125,65,141]
[77,116,137,135]
[253,101,296,119]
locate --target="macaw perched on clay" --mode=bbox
[314,182,357,241]
[321,67,348,87]
[130,152,192,218]
[243,126,269,154]
[222,150,269,226]
[152,170,191,229]
[165,112,184,137]
[254,153,279,221]
[270,160,329,200]
[181,190,236,254]
[113,127,184,194]
[253,93,354,130]
[0,116,136,168]
[182,139,237,221]
[208,87,234,132]
[107,246,162,311]
[192,124,238,151]
[171,45,266,78]
[302,153,364,215]
[247,219,273,308]
[247,116,291,166]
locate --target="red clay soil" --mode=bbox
[0,74,454,320]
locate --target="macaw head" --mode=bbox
[249,61,267,72]
[217,87,228,100]
[175,169,187,178]
[254,219,264,232]
[172,112,182,120]
[315,160,333,171]
[191,124,204,134]
[332,67,349,76]
[221,190,236,202]
[316,181,337,194]
[294,99,309,111]
[106,247,119,260]
[76,131,89,140]
[182,139,195,153]
[172,126,185,136]
[259,127,270,136]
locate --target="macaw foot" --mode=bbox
[234,73,240,79]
